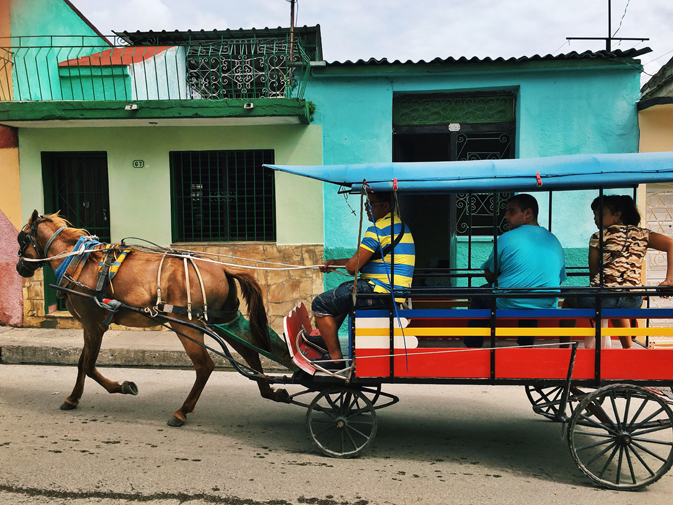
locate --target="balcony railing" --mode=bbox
[0,35,311,102]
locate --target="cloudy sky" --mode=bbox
[72,0,673,86]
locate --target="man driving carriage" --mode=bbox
[312,191,415,365]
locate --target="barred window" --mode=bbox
[170,150,275,242]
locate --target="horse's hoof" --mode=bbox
[60,401,77,411]
[121,381,138,396]
[274,388,290,403]
[167,415,185,427]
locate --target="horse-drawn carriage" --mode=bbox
[16,151,673,491]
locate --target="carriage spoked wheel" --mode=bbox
[567,384,673,490]
[525,385,578,420]
[525,385,600,421]
[306,387,377,458]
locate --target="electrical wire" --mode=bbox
[612,0,631,38]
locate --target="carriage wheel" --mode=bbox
[568,384,673,490]
[525,385,599,421]
[306,387,377,458]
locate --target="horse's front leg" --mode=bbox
[61,324,138,411]
[167,323,214,427]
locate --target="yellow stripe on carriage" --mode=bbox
[601,327,673,337]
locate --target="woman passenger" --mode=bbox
[561,195,673,348]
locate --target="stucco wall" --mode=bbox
[0,211,22,326]
[19,124,323,246]
[639,104,673,153]
[10,0,109,101]
[306,64,642,295]
[307,65,641,252]
[17,123,324,329]
[0,128,21,227]
[10,0,102,38]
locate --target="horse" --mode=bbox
[16,210,293,427]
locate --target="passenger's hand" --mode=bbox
[657,280,673,298]
[319,260,337,273]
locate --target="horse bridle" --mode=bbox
[17,215,66,274]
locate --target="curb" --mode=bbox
[0,345,290,372]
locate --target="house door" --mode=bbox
[392,92,516,287]
[41,152,110,312]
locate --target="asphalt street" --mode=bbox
[1,365,672,505]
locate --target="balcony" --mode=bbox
[0,33,313,126]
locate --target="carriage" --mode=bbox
[265,151,673,491]
[16,151,673,491]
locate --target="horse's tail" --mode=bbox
[226,271,271,352]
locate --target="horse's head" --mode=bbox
[16,210,68,277]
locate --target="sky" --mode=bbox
[72,0,673,87]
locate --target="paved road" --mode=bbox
[1,365,672,504]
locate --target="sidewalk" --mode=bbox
[0,325,287,372]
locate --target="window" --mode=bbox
[170,150,275,242]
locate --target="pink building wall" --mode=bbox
[0,210,23,326]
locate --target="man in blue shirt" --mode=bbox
[465,193,566,348]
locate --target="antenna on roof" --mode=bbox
[566,0,647,52]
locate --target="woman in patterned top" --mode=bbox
[562,195,673,348]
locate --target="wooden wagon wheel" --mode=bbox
[525,385,599,421]
[567,384,673,490]
[306,387,377,458]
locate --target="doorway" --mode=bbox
[41,152,110,312]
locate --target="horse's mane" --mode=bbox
[43,212,90,242]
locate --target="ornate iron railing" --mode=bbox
[0,35,311,102]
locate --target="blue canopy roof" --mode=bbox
[266,152,673,193]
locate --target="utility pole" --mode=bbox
[289,0,296,62]
[567,0,647,52]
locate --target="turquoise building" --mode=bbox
[306,54,645,292]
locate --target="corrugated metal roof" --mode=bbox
[113,26,323,60]
[325,47,651,66]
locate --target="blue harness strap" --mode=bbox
[54,236,102,284]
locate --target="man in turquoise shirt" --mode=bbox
[465,193,566,347]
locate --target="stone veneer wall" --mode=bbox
[21,243,325,336]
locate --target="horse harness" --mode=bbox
[17,215,65,275]
[153,251,240,323]
[20,217,239,326]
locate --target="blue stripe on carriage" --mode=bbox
[354,308,597,319]
[602,308,673,318]
[496,309,594,318]
[355,309,492,318]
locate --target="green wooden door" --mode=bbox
[41,152,110,312]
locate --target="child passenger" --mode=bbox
[561,195,673,348]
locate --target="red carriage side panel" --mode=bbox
[355,348,491,378]
[495,349,595,379]
[600,349,673,380]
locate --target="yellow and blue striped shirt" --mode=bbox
[360,213,415,299]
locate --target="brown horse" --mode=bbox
[16,210,292,426]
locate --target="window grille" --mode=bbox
[186,38,299,99]
[455,132,513,236]
[170,150,275,242]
